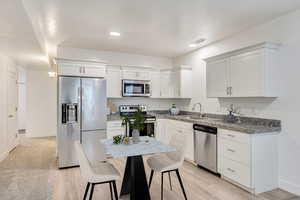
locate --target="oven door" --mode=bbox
[129,122,155,137]
[122,80,150,97]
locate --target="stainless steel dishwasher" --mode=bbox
[194,124,218,173]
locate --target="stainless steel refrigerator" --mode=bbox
[57,76,107,168]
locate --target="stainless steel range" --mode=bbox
[119,105,156,137]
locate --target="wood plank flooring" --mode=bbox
[0,137,299,200]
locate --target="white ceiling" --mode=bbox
[3,0,300,68]
[0,0,47,69]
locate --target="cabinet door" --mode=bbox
[58,63,82,76]
[206,58,229,97]
[184,129,194,161]
[82,65,106,77]
[137,71,150,80]
[230,50,265,97]
[170,71,180,98]
[160,72,171,98]
[150,72,161,98]
[180,69,193,98]
[122,70,150,80]
[107,69,122,98]
[155,119,165,142]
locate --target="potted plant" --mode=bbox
[121,108,145,143]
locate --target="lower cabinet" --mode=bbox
[107,121,125,139]
[217,129,278,194]
[155,119,194,162]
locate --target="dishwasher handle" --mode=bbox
[193,124,217,134]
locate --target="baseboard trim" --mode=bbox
[279,179,300,196]
[0,151,9,162]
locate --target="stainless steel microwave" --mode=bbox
[122,80,151,97]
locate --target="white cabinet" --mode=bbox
[206,59,229,97]
[57,60,106,78]
[217,129,279,194]
[122,69,150,80]
[155,119,168,143]
[156,119,194,162]
[82,64,106,77]
[107,120,125,139]
[106,67,122,98]
[150,71,161,98]
[158,67,192,99]
[205,42,280,98]
[160,71,172,98]
[230,50,265,97]
[179,68,193,98]
[57,63,82,76]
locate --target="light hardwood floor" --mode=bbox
[0,137,299,200]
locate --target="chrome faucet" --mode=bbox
[192,103,202,115]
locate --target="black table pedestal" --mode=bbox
[120,155,151,200]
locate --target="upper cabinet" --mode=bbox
[153,66,192,99]
[57,59,106,78]
[122,68,150,80]
[106,66,122,98]
[205,42,280,98]
[150,71,161,98]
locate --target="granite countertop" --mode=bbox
[107,111,281,134]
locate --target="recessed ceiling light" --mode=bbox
[189,43,197,47]
[110,32,121,36]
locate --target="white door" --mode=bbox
[230,50,265,97]
[206,58,229,97]
[150,71,161,98]
[106,69,122,98]
[7,66,18,151]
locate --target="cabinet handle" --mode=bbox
[79,67,82,73]
[227,168,235,173]
[230,86,232,95]
[227,148,236,153]
[83,67,86,74]
[227,134,235,138]
[226,87,229,95]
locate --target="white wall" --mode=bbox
[174,9,300,195]
[58,47,173,69]
[26,69,57,137]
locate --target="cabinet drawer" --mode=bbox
[168,120,193,131]
[221,158,251,188]
[219,138,250,165]
[219,129,250,144]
